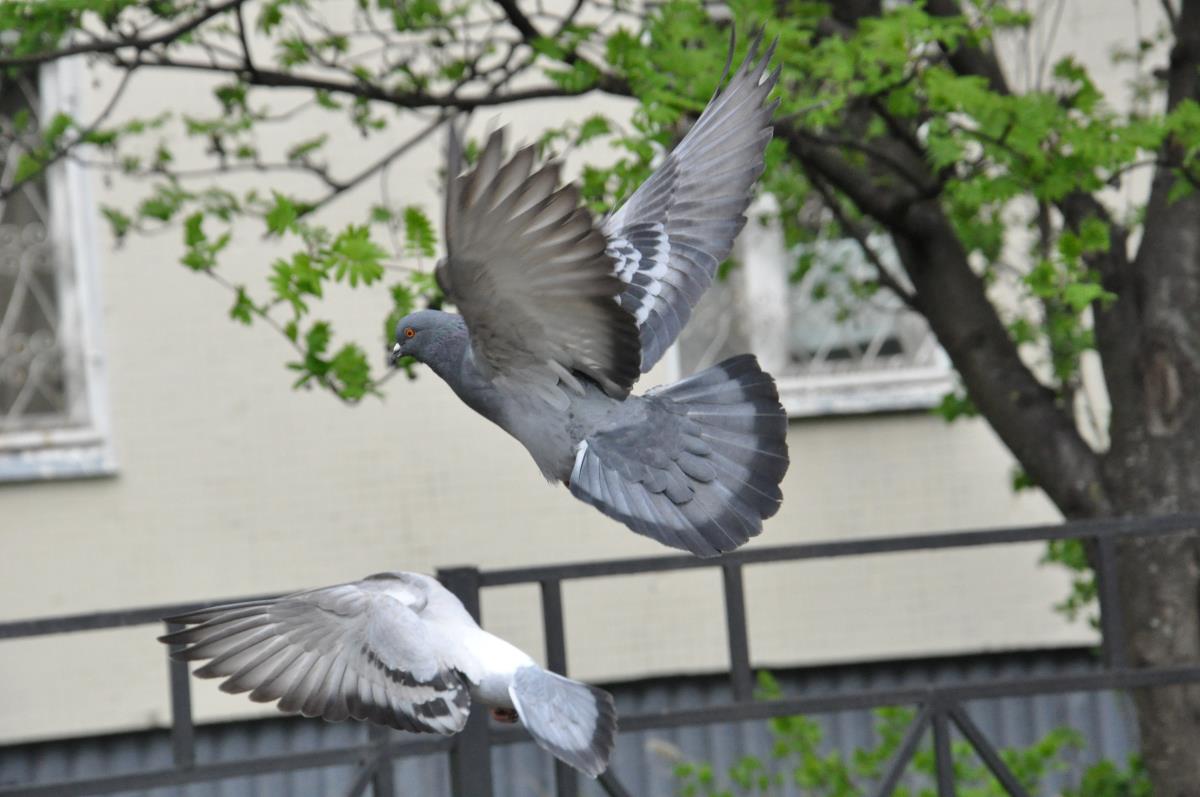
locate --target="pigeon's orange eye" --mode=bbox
[404,327,415,338]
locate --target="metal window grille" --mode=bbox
[676,220,955,417]
[0,63,113,480]
[0,71,72,430]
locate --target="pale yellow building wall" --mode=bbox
[0,0,1158,745]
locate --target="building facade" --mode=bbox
[0,1,1157,791]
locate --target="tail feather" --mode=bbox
[510,666,617,778]
[571,354,789,556]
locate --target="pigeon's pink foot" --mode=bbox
[490,707,519,723]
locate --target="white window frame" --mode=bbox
[669,196,956,418]
[0,58,115,481]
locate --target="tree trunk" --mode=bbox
[782,1,1200,790]
[1098,5,1200,790]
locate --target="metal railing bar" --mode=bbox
[438,567,495,797]
[947,704,1032,797]
[540,579,578,797]
[163,622,195,769]
[482,662,1200,742]
[0,737,453,797]
[0,592,286,640]
[931,706,955,797]
[868,704,930,797]
[721,564,754,702]
[541,579,569,675]
[17,654,1194,796]
[477,513,1200,587]
[6,516,1197,641]
[597,769,635,797]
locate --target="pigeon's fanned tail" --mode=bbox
[570,354,789,557]
[509,666,617,778]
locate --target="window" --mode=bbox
[0,60,114,480]
[675,200,955,417]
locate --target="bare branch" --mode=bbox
[775,121,916,226]
[235,3,256,74]
[298,112,450,219]
[1160,0,1181,33]
[492,0,541,41]
[924,0,1011,94]
[807,173,918,309]
[114,52,631,109]
[0,0,246,68]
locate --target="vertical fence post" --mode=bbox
[438,567,494,797]
[931,702,955,797]
[367,724,396,797]
[721,564,754,702]
[1095,535,1128,669]
[540,578,579,797]
[164,621,196,769]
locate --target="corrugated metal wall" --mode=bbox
[0,649,1138,797]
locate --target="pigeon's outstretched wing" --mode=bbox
[604,35,781,372]
[160,574,474,734]
[437,130,641,410]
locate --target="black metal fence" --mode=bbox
[4,514,1200,797]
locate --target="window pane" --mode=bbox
[0,73,70,432]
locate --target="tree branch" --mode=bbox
[807,173,918,310]
[775,121,915,225]
[115,52,631,109]
[896,201,1110,516]
[492,0,541,41]
[924,0,1011,95]
[0,0,246,68]
[234,3,256,75]
[0,64,138,201]
[1160,0,1181,33]
[777,124,1110,517]
[297,112,450,220]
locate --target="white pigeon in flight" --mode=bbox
[391,36,788,558]
[160,571,617,777]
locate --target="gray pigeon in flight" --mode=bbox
[160,571,617,777]
[391,38,788,557]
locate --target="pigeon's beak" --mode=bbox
[389,342,402,366]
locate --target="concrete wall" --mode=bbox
[0,0,1159,745]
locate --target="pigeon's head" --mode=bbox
[391,309,465,366]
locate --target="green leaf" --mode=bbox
[265,193,299,236]
[286,134,328,162]
[101,207,132,242]
[330,343,374,400]
[933,390,978,422]
[576,114,612,146]
[14,154,42,183]
[184,212,206,247]
[544,60,599,92]
[328,225,387,287]
[1062,282,1110,312]
[402,206,437,258]
[229,286,255,325]
[305,321,332,357]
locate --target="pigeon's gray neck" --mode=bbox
[419,315,502,418]
[419,314,472,383]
